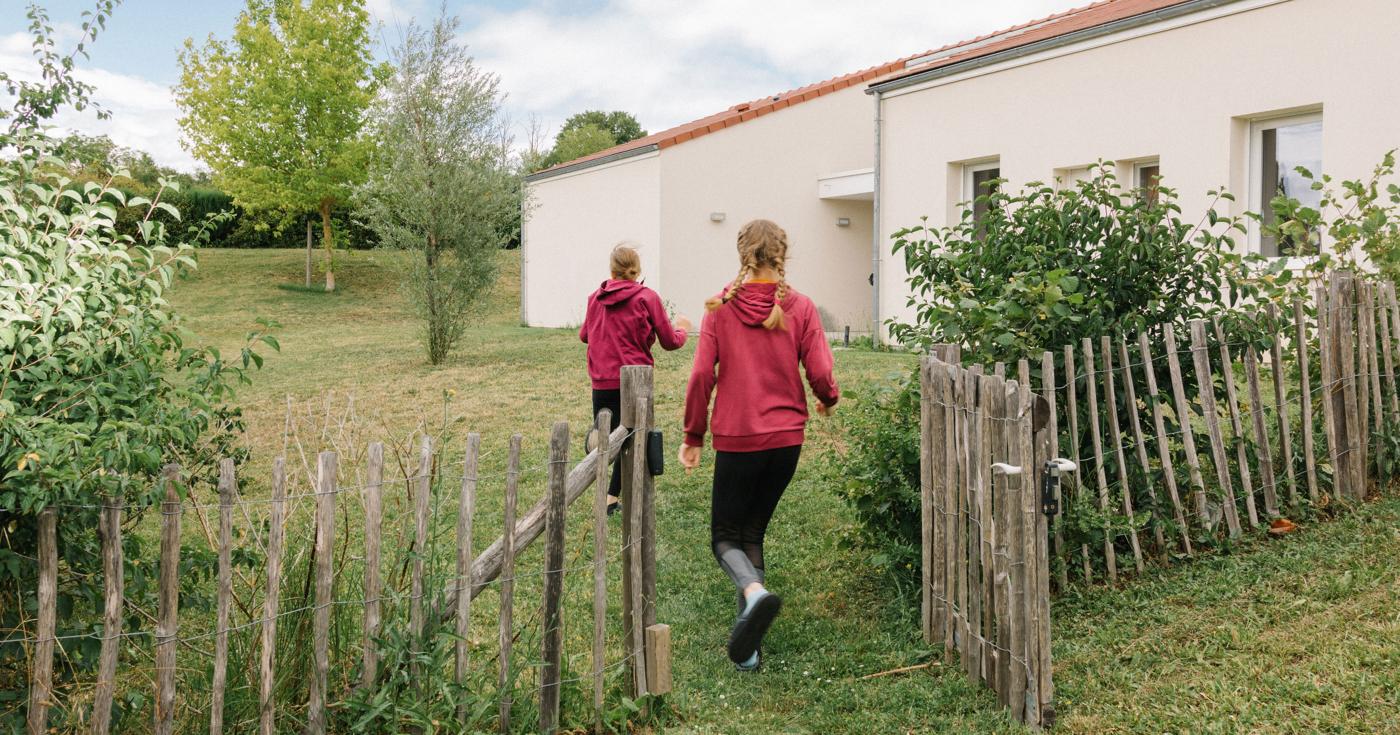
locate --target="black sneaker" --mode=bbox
[727,590,781,664]
[735,649,761,672]
[607,497,622,516]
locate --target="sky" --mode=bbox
[0,0,1090,171]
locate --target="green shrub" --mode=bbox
[0,127,276,728]
[837,164,1298,584]
[824,371,924,579]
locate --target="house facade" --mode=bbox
[871,0,1400,333]
[523,0,1400,339]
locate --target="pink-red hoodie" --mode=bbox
[684,282,839,452]
[579,279,687,389]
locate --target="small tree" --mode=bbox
[557,109,647,146]
[176,0,377,290]
[356,14,518,364]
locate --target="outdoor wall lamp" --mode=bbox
[836,217,851,227]
[710,212,726,222]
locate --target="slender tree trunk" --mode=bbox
[305,218,313,288]
[425,233,440,363]
[319,198,336,292]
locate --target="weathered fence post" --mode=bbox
[1017,360,1042,725]
[210,459,235,735]
[1063,344,1091,581]
[410,437,432,652]
[966,368,985,682]
[456,434,480,714]
[1138,332,1193,555]
[592,411,612,732]
[1163,324,1209,528]
[646,624,673,695]
[1212,319,1260,528]
[1190,320,1243,537]
[154,464,181,735]
[260,459,286,735]
[92,496,123,735]
[629,397,652,698]
[989,374,1010,704]
[1118,335,1166,555]
[1268,304,1299,509]
[620,365,655,698]
[26,506,57,735]
[1040,350,1068,589]
[362,442,384,690]
[1295,300,1320,503]
[540,421,570,734]
[920,357,936,643]
[1245,345,1280,519]
[1081,338,1117,582]
[499,435,522,733]
[1100,338,1144,572]
[306,451,337,735]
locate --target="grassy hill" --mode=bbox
[170,248,1400,734]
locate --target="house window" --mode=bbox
[964,159,1001,236]
[1056,166,1093,191]
[1253,112,1323,257]
[1134,160,1161,206]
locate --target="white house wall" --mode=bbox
[522,152,661,328]
[659,86,877,335]
[877,0,1400,331]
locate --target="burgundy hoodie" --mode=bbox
[684,282,839,452]
[579,279,687,389]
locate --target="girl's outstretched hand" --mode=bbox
[815,401,835,417]
[674,314,694,333]
[678,443,701,473]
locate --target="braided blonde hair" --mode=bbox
[704,219,790,330]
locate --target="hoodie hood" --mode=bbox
[596,278,646,307]
[728,282,780,327]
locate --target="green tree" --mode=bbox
[536,109,646,169]
[355,14,518,365]
[547,122,616,166]
[176,0,377,290]
[557,109,646,146]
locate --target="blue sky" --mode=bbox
[0,0,1087,170]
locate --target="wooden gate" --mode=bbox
[920,351,1056,728]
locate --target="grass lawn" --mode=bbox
[170,248,1400,734]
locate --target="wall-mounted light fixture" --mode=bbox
[710,212,726,223]
[836,217,851,227]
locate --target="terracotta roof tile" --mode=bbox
[534,0,1198,176]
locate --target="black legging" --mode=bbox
[710,445,802,592]
[592,389,624,499]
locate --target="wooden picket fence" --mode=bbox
[919,269,1400,728]
[20,366,669,735]
[918,350,1055,728]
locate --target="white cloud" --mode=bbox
[1,31,198,171]
[463,0,1088,142]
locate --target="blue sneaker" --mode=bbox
[727,589,781,664]
[735,649,760,672]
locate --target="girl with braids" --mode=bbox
[679,219,839,671]
[581,243,691,513]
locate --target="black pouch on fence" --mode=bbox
[647,430,665,476]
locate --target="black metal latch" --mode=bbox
[646,430,665,477]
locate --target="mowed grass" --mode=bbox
[172,248,1400,734]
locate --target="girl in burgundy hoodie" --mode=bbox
[580,244,691,512]
[679,219,839,671]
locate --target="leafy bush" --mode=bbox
[824,373,924,578]
[837,164,1294,584]
[889,163,1271,365]
[0,126,275,727]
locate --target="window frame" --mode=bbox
[1132,159,1161,205]
[962,158,1001,235]
[1248,109,1323,259]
